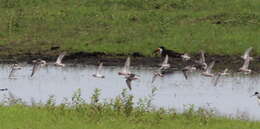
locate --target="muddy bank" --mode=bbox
[1,51,260,72]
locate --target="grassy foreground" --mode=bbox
[1,105,260,129]
[0,89,260,129]
[0,0,259,57]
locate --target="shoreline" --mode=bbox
[1,51,260,72]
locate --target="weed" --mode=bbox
[0,88,259,129]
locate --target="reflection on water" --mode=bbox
[0,64,260,120]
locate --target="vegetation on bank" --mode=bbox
[0,0,259,57]
[0,88,260,129]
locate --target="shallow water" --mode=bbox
[0,64,260,120]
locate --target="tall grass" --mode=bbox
[0,0,259,56]
[0,88,260,129]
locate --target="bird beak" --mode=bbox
[250,94,256,97]
[153,48,160,54]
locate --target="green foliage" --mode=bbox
[71,88,86,112]
[0,88,260,129]
[137,87,158,113]
[111,89,134,116]
[90,88,101,105]
[46,95,56,107]
[2,92,24,105]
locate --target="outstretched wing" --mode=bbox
[214,73,221,86]
[56,52,66,64]
[242,47,252,60]
[96,62,103,75]
[200,50,206,64]
[8,67,15,78]
[162,55,169,66]
[126,79,132,90]
[122,57,130,73]
[31,63,40,77]
[206,61,215,73]
[152,67,162,83]
[242,57,250,69]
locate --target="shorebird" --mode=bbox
[241,47,253,60]
[214,68,229,86]
[181,53,191,61]
[54,52,66,67]
[251,92,260,103]
[152,67,164,83]
[201,61,215,77]
[152,61,178,83]
[41,60,47,67]
[182,65,196,79]
[153,46,182,58]
[160,55,170,70]
[152,53,177,83]
[8,64,22,79]
[125,73,138,90]
[239,56,252,74]
[118,57,131,76]
[92,62,105,78]
[31,59,46,77]
[0,88,8,91]
[195,50,207,70]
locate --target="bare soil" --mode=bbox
[1,51,260,73]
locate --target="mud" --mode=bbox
[1,51,260,72]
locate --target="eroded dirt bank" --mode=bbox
[1,51,260,72]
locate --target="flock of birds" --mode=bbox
[150,46,253,85]
[0,46,260,101]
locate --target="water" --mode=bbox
[0,64,260,120]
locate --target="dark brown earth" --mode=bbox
[1,51,260,73]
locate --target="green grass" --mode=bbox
[1,105,260,129]
[0,0,259,57]
[0,89,260,129]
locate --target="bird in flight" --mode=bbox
[54,52,66,67]
[92,62,105,78]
